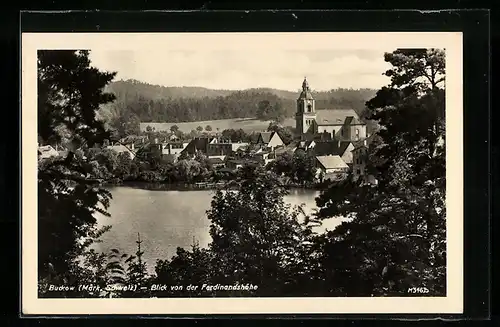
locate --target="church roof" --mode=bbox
[316,109,362,125]
[298,89,314,100]
[298,77,314,100]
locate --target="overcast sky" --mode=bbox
[89,48,392,91]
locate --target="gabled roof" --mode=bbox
[315,109,362,125]
[316,155,349,170]
[182,137,213,154]
[312,140,353,156]
[258,132,272,143]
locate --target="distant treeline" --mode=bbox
[99,79,377,137]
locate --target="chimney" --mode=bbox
[131,143,134,150]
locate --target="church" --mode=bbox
[295,77,367,142]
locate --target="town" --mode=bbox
[38,78,378,188]
[36,47,447,300]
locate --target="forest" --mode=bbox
[99,79,377,138]
[37,48,446,299]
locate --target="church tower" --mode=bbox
[295,77,316,135]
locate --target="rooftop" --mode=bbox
[316,155,349,170]
[312,140,353,156]
[315,109,362,125]
[258,131,273,143]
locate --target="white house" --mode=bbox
[256,131,284,150]
[315,155,350,182]
[162,142,189,156]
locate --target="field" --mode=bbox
[140,118,296,133]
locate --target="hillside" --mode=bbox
[105,79,377,105]
[104,79,235,100]
[100,79,378,138]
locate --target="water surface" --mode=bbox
[95,186,345,270]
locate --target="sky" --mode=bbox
[89,48,393,92]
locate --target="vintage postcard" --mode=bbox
[22,32,463,315]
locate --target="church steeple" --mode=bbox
[298,77,314,100]
[296,77,316,135]
[302,77,309,91]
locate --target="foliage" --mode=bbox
[38,49,447,299]
[313,48,446,296]
[221,128,250,143]
[37,50,117,295]
[98,79,377,139]
[205,165,313,296]
[267,122,294,145]
[256,100,286,123]
[267,150,317,185]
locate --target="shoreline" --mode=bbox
[100,180,330,192]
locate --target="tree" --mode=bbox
[267,122,293,145]
[292,150,317,185]
[206,165,310,295]
[268,101,286,123]
[152,241,214,297]
[256,100,286,122]
[313,48,446,296]
[170,125,179,133]
[205,125,213,132]
[267,151,294,178]
[37,50,117,294]
[114,152,133,180]
[256,100,272,120]
[196,126,203,132]
[221,128,249,143]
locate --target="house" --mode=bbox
[306,140,355,165]
[38,145,59,159]
[163,142,189,156]
[252,150,276,166]
[106,143,136,160]
[351,134,378,184]
[207,138,234,156]
[181,137,214,157]
[256,131,284,150]
[315,155,350,182]
[295,140,316,152]
[295,77,367,141]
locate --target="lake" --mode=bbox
[94,186,345,272]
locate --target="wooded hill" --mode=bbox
[99,79,377,136]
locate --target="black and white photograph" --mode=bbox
[22,32,463,314]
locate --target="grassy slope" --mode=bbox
[140,117,296,133]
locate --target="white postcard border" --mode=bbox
[21,32,463,315]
